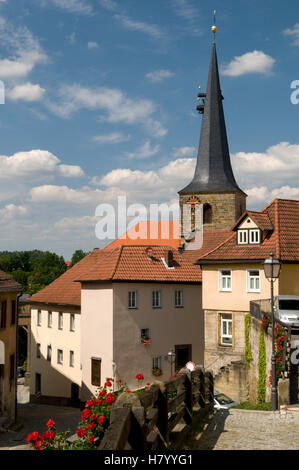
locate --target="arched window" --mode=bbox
[203,204,212,224]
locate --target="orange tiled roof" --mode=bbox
[105,220,179,249]
[76,245,202,283]
[0,270,22,292]
[199,199,299,263]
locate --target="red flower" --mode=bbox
[27,432,42,445]
[104,381,112,388]
[46,419,55,429]
[42,430,55,441]
[136,373,144,381]
[105,393,115,405]
[88,422,96,431]
[88,436,95,444]
[76,428,86,438]
[81,408,91,420]
[86,400,96,408]
[98,416,105,425]
[91,413,99,421]
[169,376,173,380]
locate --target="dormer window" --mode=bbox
[237,228,261,245]
[249,229,260,244]
[238,230,248,245]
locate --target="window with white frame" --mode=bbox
[70,313,75,332]
[48,311,52,328]
[175,290,184,307]
[247,269,260,292]
[58,312,63,330]
[128,291,137,309]
[220,314,233,346]
[57,349,63,365]
[238,230,248,245]
[152,290,161,308]
[69,350,74,368]
[37,309,42,326]
[249,229,260,244]
[219,270,232,291]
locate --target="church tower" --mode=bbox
[179,23,246,242]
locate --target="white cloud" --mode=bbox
[30,184,121,205]
[0,150,84,180]
[87,41,99,49]
[146,69,174,83]
[48,84,167,137]
[7,82,45,101]
[232,142,299,188]
[172,0,202,35]
[114,14,164,39]
[125,140,160,160]
[92,132,130,144]
[54,215,100,232]
[99,0,117,10]
[283,23,299,46]
[0,204,28,219]
[172,146,196,157]
[221,50,275,77]
[0,17,47,80]
[49,0,93,15]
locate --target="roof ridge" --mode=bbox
[78,246,121,280]
[111,245,124,279]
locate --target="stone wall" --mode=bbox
[179,190,246,243]
[204,309,246,375]
[214,361,248,403]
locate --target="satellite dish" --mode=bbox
[185,361,196,372]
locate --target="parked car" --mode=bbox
[274,296,299,328]
[214,391,239,410]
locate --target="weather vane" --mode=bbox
[211,9,218,43]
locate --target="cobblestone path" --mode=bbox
[193,409,299,450]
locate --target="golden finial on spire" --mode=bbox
[211,10,218,42]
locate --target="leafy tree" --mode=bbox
[0,250,67,294]
[70,250,87,267]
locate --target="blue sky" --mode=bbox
[1,0,299,258]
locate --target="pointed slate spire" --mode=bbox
[179,42,244,195]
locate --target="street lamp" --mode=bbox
[263,253,281,411]
[168,349,176,376]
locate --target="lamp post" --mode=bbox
[263,253,281,411]
[168,349,175,376]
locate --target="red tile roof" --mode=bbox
[76,245,202,283]
[199,199,299,263]
[232,211,273,231]
[105,220,179,249]
[0,270,22,292]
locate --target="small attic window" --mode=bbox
[237,228,261,245]
[238,230,248,244]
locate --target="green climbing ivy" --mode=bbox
[257,327,266,404]
[245,314,253,370]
